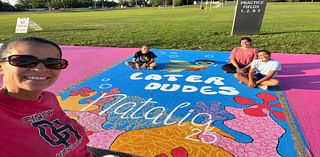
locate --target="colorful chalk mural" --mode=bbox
[57,49,298,157]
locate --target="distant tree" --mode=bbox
[15,3,28,10]
[17,0,32,8]
[15,0,116,10]
[0,1,15,11]
[118,0,129,6]
[150,0,160,6]
[46,0,53,10]
[173,0,182,5]
[50,0,66,9]
[97,0,118,7]
[51,0,64,9]
[16,0,53,10]
[34,0,46,8]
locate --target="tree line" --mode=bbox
[1,0,319,11]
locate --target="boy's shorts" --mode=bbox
[254,73,266,81]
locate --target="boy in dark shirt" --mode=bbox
[126,45,157,70]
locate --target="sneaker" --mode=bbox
[258,85,268,90]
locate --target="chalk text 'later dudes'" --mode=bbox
[130,72,240,96]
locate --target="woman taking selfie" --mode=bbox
[0,36,93,157]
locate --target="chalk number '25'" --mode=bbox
[185,128,218,144]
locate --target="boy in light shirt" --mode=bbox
[234,50,281,90]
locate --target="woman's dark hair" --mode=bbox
[239,37,252,44]
[257,49,271,55]
[0,36,62,58]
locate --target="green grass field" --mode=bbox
[0,2,319,54]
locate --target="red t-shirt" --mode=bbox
[0,91,93,157]
[229,47,258,66]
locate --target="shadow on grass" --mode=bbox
[57,8,127,12]
[260,29,320,35]
[278,62,320,91]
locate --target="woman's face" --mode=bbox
[258,51,271,62]
[240,39,251,48]
[0,42,62,93]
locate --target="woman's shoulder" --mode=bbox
[231,47,242,53]
[41,91,59,103]
[232,47,241,51]
[41,91,56,97]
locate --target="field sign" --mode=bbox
[231,0,267,35]
[15,17,43,33]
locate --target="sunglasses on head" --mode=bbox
[0,55,68,70]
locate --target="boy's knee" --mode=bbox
[149,62,156,67]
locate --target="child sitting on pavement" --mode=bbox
[221,37,258,74]
[125,44,157,70]
[234,49,281,90]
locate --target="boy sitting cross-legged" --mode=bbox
[234,49,281,90]
[125,44,157,70]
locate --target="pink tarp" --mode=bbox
[272,53,320,156]
[47,46,137,93]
